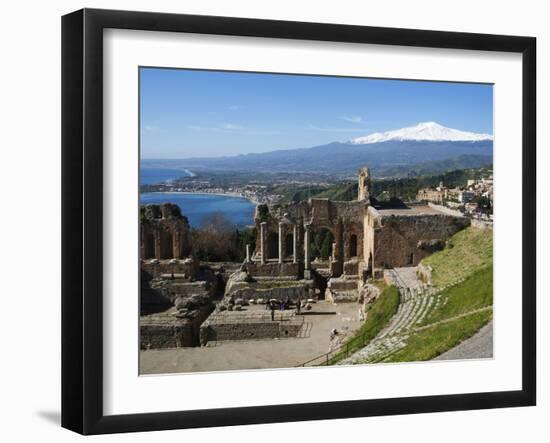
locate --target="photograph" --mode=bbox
[138,68,494,374]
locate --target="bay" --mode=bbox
[140,192,256,228]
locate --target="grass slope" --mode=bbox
[386,227,494,361]
[419,265,493,326]
[422,227,493,287]
[385,309,492,362]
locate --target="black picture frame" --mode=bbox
[61,8,536,435]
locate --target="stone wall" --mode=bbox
[140,203,191,259]
[140,259,213,311]
[228,284,309,303]
[225,269,310,302]
[140,303,213,349]
[245,262,301,278]
[471,219,494,230]
[343,258,360,276]
[367,208,470,269]
[141,258,199,280]
[200,312,303,344]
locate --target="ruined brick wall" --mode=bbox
[245,262,301,278]
[200,317,303,343]
[253,199,367,269]
[140,203,191,259]
[140,322,195,349]
[140,304,213,349]
[140,258,199,280]
[370,213,470,268]
[228,284,309,303]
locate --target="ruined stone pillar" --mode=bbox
[154,230,162,259]
[260,222,267,264]
[246,244,251,263]
[140,227,146,259]
[172,230,181,259]
[332,221,344,277]
[304,223,311,271]
[278,222,284,264]
[293,224,298,264]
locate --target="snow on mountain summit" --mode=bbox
[349,121,493,144]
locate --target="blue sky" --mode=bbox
[140,68,493,159]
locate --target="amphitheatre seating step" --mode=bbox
[327,278,358,291]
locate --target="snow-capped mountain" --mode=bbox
[161,121,493,177]
[349,121,493,145]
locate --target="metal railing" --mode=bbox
[297,327,372,367]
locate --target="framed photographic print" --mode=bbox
[61,8,536,435]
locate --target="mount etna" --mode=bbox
[142,122,493,178]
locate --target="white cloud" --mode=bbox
[340,116,365,123]
[143,124,159,132]
[308,124,369,133]
[220,123,243,130]
[227,105,243,111]
[187,123,281,136]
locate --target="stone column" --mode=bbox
[260,222,266,264]
[140,227,146,259]
[304,224,311,272]
[278,222,284,264]
[172,230,181,259]
[293,224,298,264]
[246,244,251,263]
[154,230,162,259]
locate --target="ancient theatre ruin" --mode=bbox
[140,165,470,352]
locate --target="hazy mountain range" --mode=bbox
[142,122,493,178]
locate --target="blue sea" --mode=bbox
[140,192,256,228]
[140,168,191,185]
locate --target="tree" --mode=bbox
[257,204,270,221]
[192,212,239,261]
[320,235,332,260]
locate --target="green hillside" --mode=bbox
[274,167,492,204]
[421,226,493,287]
[418,265,493,326]
[385,309,492,363]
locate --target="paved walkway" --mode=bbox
[389,267,424,290]
[434,320,493,361]
[140,301,363,374]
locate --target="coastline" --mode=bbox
[141,190,261,206]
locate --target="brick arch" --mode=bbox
[310,226,335,261]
